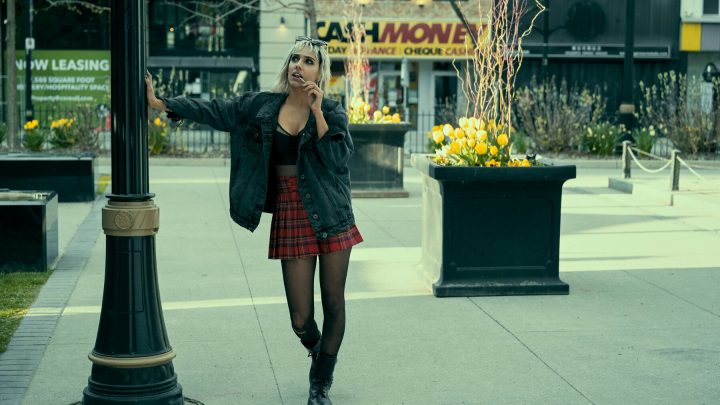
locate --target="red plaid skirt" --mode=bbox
[269,176,363,260]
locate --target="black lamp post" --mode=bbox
[24,0,34,121]
[82,1,184,403]
[618,0,635,131]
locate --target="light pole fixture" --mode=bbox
[412,0,431,7]
[82,1,184,403]
[703,62,719,83]
[279,16,287,29]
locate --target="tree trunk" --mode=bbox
[6,0,18,150]
[306,0,318,38]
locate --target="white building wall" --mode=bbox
[681,0,702,19]
[259,1,305,91]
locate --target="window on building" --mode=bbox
[704,0,720,14]
[148,0,259,58]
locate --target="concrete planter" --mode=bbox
[412,154,576,297]
[0,190,58,272]
[348,123,412,198]
[0,153,97,202]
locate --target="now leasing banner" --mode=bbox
[15,50,110,107]
[317,20,484,60]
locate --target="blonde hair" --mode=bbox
[271,40,331,93]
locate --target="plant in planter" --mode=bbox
[49,118,78,149]
[148,115,170,155]
[412,0,576,297]
[341,0,411,197]
[22,120,47,152]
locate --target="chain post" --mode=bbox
[670,149,680,191]
[622,141,631,179]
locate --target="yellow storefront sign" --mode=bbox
[317,20,484,60]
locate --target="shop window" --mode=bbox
[704,0,720,14]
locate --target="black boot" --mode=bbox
[307,339,321,384]
[308,352,337,405]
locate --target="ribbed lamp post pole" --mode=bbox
[82,1,184,403]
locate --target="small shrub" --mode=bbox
[49,118,78,149]
[582,122,621,156]
[637,72,719,155]
[72,105,101,152]
[22,120,46,152]
[632,126,656,154]
[0,122,7,146]
[514,77,607,153]
[148,116,169,155]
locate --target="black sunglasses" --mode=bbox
[295,36,328,49]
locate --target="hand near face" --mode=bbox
[303,81,323,113]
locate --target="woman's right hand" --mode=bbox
[145,71,166,111]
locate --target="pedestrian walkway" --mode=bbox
[2,159,719,405]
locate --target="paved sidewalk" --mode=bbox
[2,160,720,404]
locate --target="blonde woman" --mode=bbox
[146,37,361,405]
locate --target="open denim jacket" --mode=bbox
[161,92,355,239]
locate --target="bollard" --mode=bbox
[622,141,631,178]
[670,149,680,191]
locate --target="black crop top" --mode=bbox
[272,125,301,165]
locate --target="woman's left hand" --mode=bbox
[303,81,323,113]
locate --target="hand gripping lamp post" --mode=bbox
[82,1,184,403]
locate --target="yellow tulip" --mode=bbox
[478,120,485,130]
[497,133,509,147]
[458,117,469,128]
[391,113,401,123]
[432,131,445,144]
[382,106,390,114]
[465,128,477,139]
[154,117,162,126]
[490,145,498,156]
[454,128,465,139]
[521,159,531,167]
[442,124,453,136]
[373,111,382,122]
[467,138,476,148]
[475,142,488,155]
[488,119,496,131]
[363,104,371,113]
[478,130,488,141]
[469,117,479,129]
[448,140,461,155]
[485,158,497,167]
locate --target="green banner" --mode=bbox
[15,50,110,107]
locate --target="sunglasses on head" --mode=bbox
[295,36,328,49]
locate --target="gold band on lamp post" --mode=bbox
[102,200,159,237]
[88,350,176,369]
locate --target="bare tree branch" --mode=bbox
[44,0,110,13]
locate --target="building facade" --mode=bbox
[3,0,259,117]
[680,0,720,78]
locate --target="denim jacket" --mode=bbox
[160,92,355,239]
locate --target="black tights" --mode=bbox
[281,248,351,357]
